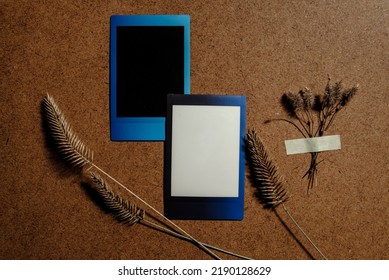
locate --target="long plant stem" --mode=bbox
[280,203,328,260]
[88,163,221,260]
[303,152,319,190]
[268,118,307,138]
[307,110,314,137]
[324,110,339,131]
[141,219,251,260]
[295,113,311,136]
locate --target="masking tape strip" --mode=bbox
[285,135,341,155]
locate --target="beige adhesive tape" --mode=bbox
[285,135,341,155]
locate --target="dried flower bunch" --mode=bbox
[277,78,358,190]
[245,130,327,259]
[42,94,251,260]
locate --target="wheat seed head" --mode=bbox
[90,172,145,225]
[299,87,315,110]
[42,94,94,168]
[245,130,289,209]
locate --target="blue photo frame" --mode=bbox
[110,15,190,141]
[164,94,246,220]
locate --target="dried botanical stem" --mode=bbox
[245,130,289,208]
[90,172,250,259]
[303,152,319,190]
[245,130,327,259]
[88,163,221,260]
[90,172,145,225]
[295,112,311,137]
[280,203,327,259]
[43,94,94,168]
[265,118,307,138]
[307,109,315,136]
[324,111,338,131]
[42,94,221,260]
[140,219,251,259]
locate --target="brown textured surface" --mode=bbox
[1,0,388,260]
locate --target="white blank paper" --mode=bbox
[171,105,241,197]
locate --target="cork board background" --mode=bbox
[1,0,388,260]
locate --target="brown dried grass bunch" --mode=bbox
[271,78,358,190]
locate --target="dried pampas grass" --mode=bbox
[245,130,289,208]
[88,172,250,260]
[90,172,145,225]
[43,94,93,168]
[245,130,327,259]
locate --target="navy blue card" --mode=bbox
[164,94,246,220]
[110,15,190,141]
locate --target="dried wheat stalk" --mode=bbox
[90,172,145,225]
[245,130,289,208]
[43,94,93,168]
[245,130,327,259]
[89,172,251,259]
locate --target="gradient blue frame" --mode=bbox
[110,15,190,141]
[164,94,246,220]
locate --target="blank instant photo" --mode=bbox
[164,94,246,220]
[110,15,190,141]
